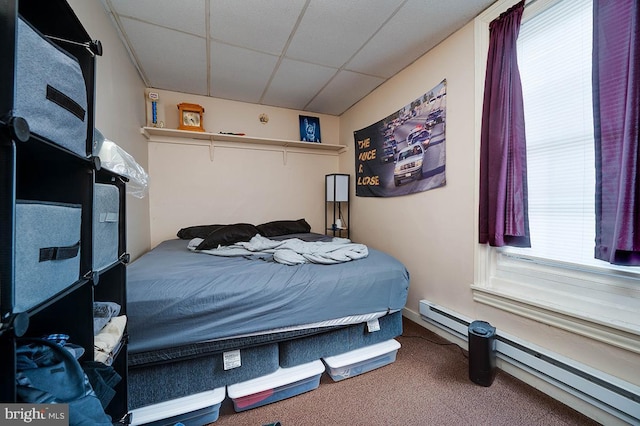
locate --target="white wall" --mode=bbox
[339,19,640,388]
[68,0,150,260]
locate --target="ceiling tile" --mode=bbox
[347,0,491,78]
[285,0,404,68]
[108,0,206,37]
[306,70,384,115]
[262,59,337,110]
[345,2,437,78]
[102,0,495,116]
[119,17,208,95]
[209,41,279,104]
[210,0,307,55]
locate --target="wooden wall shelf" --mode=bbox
[141,127,347,153]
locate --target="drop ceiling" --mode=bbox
[101,0,494,116]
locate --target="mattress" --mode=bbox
[278,310,403,367]
[129,311,393,366]
[127,235,409,355]
[129,343,279,409]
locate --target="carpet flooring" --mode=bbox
[208,317,600,425]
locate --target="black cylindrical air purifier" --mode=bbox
[468,320,496,386]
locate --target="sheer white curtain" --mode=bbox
[507,0,596,265]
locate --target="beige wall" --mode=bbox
[69,0,150,260]
[340,22,477,318]
[67,0,342,252]
[152,90,340,144]
[147,90,341,247]
[339,19,640,389]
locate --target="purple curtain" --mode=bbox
[593,0,640,265]
[478,0,530,247]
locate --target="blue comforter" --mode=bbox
[126,237,409,354]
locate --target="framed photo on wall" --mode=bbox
[299,115,321,143]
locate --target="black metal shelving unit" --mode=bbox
[0,0,129,422]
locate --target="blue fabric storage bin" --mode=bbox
[93,183,119,272]
[15,201,82,312]
[15,17,88,157]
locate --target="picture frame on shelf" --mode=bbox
[299,115,321,143]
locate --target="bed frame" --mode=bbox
[128,311,403,409]
[126,229,408,411]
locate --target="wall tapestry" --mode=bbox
[354,79,446,197]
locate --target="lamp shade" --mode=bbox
[326,174,349,202]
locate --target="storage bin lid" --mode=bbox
[323,339,401,368]
[129,387,225,425]
[227,360,324,399]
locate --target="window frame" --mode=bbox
[472,0,640,355]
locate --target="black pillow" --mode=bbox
[195,223,260,250]
[177,224,225,240]
[256,219,311,237]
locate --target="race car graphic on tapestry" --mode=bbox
[354,79,446,197]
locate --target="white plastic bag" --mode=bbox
[94,129,149,198]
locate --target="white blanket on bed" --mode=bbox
[188,234,368,265]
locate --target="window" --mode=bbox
[508,0,596,267]
[473,0,640,354]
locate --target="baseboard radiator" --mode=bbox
[418,300,640,425]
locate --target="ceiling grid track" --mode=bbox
[258,0,311,105]
[205,0,212,96]
[302,0,409,112]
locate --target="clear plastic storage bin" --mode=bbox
[129,387,225,426]
[227,360,324,412]
[323,339,401,381]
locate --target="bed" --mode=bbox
[126,220,410,410]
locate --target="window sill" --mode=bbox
[471,256,640,354]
